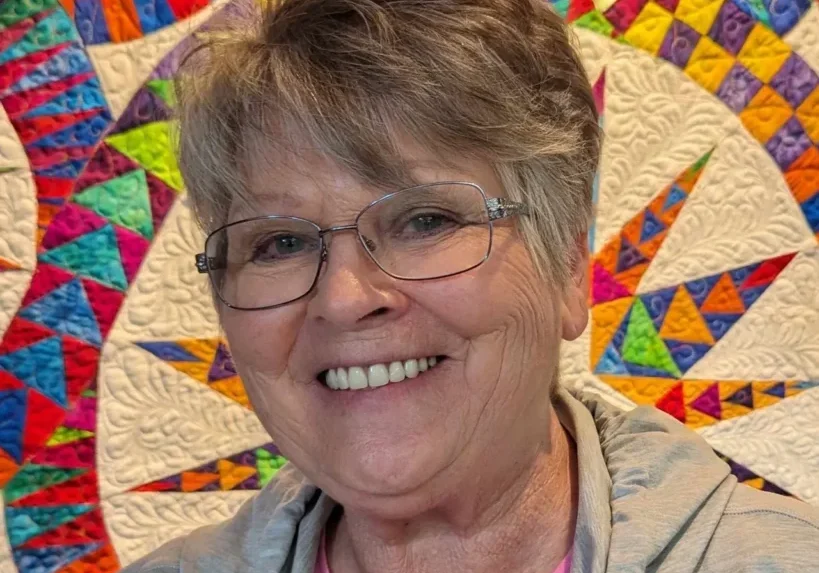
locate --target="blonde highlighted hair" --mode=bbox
[175,0,600,285]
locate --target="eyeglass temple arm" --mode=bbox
[486,198,529,221]
[195,253,225,273]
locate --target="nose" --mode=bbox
[307,231,408,330]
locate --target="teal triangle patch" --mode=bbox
[39,225,128,290]
[4,465,86,504]
[621,299,681,377]
[0,10,78,66]
[5,504,96,547]
[73,169,154,239]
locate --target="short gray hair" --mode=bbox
[175,0,600,285]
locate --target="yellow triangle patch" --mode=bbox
[659,286,716,344]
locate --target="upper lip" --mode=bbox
[311,353,445,379]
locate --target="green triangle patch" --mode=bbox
[73,169,154,239]
[256,448,288,487]
[0,0,59,33]
[573,10,614,36]
[4,465,87,504]
[622,298,681,377]
[39,225,128,290]
[106,121,184,192]
[47,426,95,447]
[146,79,176,108]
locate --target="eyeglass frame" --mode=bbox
[194,181,529,311]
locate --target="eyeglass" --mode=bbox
[195,181,529,311]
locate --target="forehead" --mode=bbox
[234,133,501,220]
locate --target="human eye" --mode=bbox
[396,209,461,239]
[250,232,318,263]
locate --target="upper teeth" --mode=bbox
[325,357,439,390]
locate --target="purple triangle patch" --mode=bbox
[110,88,171,136]
[208,343,237,382]
[146,171,177,232]
[40,203,108,251]
[690,383,722,419]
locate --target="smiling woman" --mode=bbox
[122,1,819,572]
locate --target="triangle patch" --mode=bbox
[80,278,124,340]
[739,252,796,290]
[689,382,722,419]
[3,465,86,504]
[0,318,54,355]
[72,169,154,239]
[18,279,102,346]
[621,299,681,377]
[703,313,743,341]
[591,261,632,304]
[106,121,184,191]
[700,272,745,313]
[29,437,95,469]
[616,237,649,273]
[5,504,96,547]
[111,87,172,136]
[11,541,101,566]
[0,390,27,463]
[658,286,715,345]
[39,225,128,291]
[639,209,667,243]
[0,338,66,406]
[594,343,629,375]
[114,226,150,284]
[46,426,94,446]
[662,183,687,212]
[655,382,686,423]
[208,343,237,382]
[40,203,107,252]
[725,383,754,408]
[16,508,105,547]
[638,286,678,330]
[665,339,713,374]
[218,459,257,490]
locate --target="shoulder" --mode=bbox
[120,465,321,573]
[704,485,819,570]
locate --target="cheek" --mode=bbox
[219,305,303,378]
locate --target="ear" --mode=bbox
[560,235,590,342]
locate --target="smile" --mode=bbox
[320,356,445,390]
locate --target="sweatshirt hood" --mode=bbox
[558,387,735,573]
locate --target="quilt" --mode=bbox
[0,0,817,569]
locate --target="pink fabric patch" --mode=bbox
[313,528,573,573]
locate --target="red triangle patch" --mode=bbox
[18,505,106,548]
[0,43,69,93]
[33,175,75,201]
[0,317,55,355]
[12,470,98,508]
[54,542,119,573]
[1,71,96,119]
[0,13,37,56]
[29,437,96,469]
[0,371,25,391]
[62,337,99,406]
[22,388,66,461]
[16,109,104,146]
[146,171,177,232]
[132,480,178,493]
[27,145,97,171]
[656,382,686,423]
[80,279,124,340]
[568,0,595,22]
[741,253,796,290]
[21,262,75,307]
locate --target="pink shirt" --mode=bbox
[314,529,573,573]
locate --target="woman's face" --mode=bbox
[221,141,589,516]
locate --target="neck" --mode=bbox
[330,407,578,573]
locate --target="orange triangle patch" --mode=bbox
[700,273,745,313]
[0,257,20,271]
[181,471,220,492]
[218,459,257,491]
[658,286,716,345]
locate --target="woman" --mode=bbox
[125,0,819,571]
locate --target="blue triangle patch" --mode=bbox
[594,343,629,375]
[639,210,667,244]
[764,382,786,398]
[610,305,633,353]
[664,339,713,375]
[8,45,94,95]
[615,237,649,273]
[738,284,769,308]
[22,77,108,119]
[728,261,759,290]
[726,383,754,408]
[623,362,679,379]
[703,313,743,342]
[19,279,102,346]
[662,184,687,212]
[29,112,112,149]
[0,338,66,407]
[34,158,89,179]
[0,390,27,463]
[5,504,96,547]
[136,341,201,362]
[792,381,819,391]
[39,225,127,291]
[12,542,102,573]
[639,286,677,330]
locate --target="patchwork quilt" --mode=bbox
[0,0,817,569]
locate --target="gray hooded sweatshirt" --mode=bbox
[123,388,819,572]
